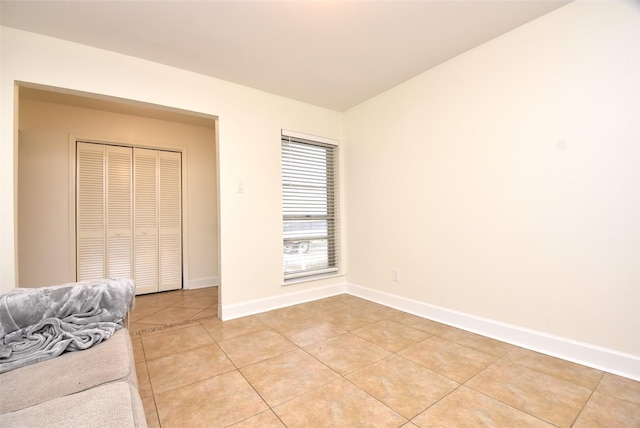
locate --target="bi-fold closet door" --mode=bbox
[76,142,182,295]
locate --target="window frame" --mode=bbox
[281,129,339,282]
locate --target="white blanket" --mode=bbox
[0,278,135,374]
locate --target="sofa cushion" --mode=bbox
[0,381,146,428]
[0,328,137,413]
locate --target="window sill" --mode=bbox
[282,271,343,286]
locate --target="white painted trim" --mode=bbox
[188,276,218,290]
[179,145,189,291]
[214,118,221,312]
[346,283,640,381]
[67,135,77,282]
[220,283,346,321]
[281,129,338,146]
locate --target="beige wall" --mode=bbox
[344,0,640,356]
[18,97,218,288]
[18,128,69,286]
[0,26,344,305]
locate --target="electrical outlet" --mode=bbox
[392,268,400,282]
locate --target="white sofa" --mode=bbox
[0,280,146,428]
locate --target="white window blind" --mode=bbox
[282,130,339,280]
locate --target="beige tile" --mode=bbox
[504,347,604,389]
[187,286,218,295]
[241,349,340,406]
[257,305,316,328]
[352,319,429,353]
[349,299,406,321]
[399,336,496,383]
[135,306,204,325]
[136,320,197,337]
[131,295,627,428]
[129,305,164,322]
[324,294,367,306]
[189,306,218,319]
[347,355,458,419]
[129,321,165,334]
[346,299,392,313]
[596,373,640,406]
[141,396,160,428]
[295,298,351,317]
[133,295,167,309]
[202,315,269,342]
[136,362,153,398]
[131,335,145,362]
[413,386,554,427]
[321,310,380,331]
[228,410,286,427]
[466,360,592,427]
[573,391,640,427]
[169,293,217,309]
[141,324,215,360]
[273,378,406,427]
[147,344,235,394]
[273,318,345,347]
[437,327,514,357]
[219,329,297,368]
[392,312,453,336]
[304,333,391,375]
[198,314,223,331]
[155,371,268,428]
[135,291,183,308]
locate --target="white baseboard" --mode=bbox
[218,280,638,380]
[187,276,219,290]
[346,283,640,381]
[220,283,346,321]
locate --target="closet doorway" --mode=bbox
[76,142,182,295]
[17,86,219,302]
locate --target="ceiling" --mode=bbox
[1,0,572,112]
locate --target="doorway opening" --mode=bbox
[16,84,220,320]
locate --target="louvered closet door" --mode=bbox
[134,148,160,295]
[77,143,106,280]
[77,143,182,295]
[158,151,182,291]
[106,146,133,278]
[77,143,133,280]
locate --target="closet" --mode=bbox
[76,142,182,294]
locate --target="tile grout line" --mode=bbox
[132,290,218,428]
[460,352,586,427]
[197,316,290,427]
[131,314,220,336]
[461,358,561,428]
[569,371,607,427]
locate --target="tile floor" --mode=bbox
[130,288,640,427]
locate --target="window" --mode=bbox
[281,130,339,280]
